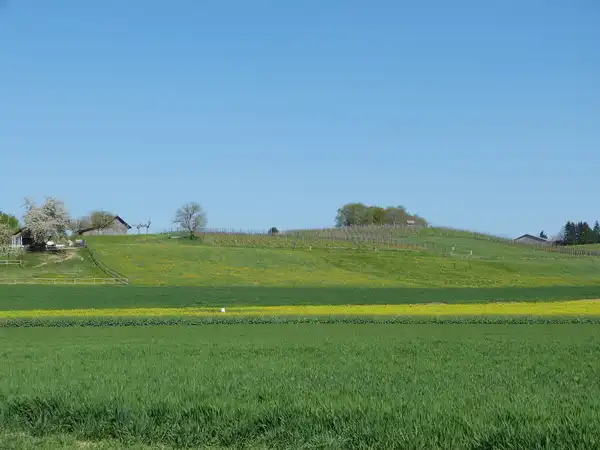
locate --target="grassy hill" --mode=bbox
[0,249,105,280]
[85,229,600,287]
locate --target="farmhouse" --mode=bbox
[78,215,132,236]
[10,228,34,247]
[514,234,551,245]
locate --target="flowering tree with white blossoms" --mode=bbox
[0,243,25,259]
[22,197,72,246]
[0,223,24,259]
[0,223,11,246]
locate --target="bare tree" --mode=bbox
[173,202,207,239]
[143,219,152,234]
[134,219,151,234]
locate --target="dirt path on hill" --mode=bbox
[32,250,82,268]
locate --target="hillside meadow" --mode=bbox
[83,233,600,287]
[1,324,600,449]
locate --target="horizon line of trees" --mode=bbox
[556,221,600,246]
[335,203,428,228]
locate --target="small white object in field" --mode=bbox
[220,308,226,313]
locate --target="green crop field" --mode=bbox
[3,285,600,311]
[83,232,600,287]
[1,324,600,449]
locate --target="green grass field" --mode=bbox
[1,324,599,449]
[84,233,600,287]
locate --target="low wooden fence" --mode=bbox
[0,277,127,285]
[157,227,600,258]
[0,260,24,267]
[85,248,130,284]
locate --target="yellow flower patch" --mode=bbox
[2,300,600,319]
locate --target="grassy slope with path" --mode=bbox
[0,249,104,280]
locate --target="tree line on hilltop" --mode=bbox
[555,221,600,246]
[335,203,428,227]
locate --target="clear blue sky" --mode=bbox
[1,1,598,238]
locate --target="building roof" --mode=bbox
[114,215,132,229]
[514,234,548,243]
[77,215,131,234]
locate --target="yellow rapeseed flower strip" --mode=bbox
[2,300,600,318]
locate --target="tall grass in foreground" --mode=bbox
[1,325,600,449]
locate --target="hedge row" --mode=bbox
[2,315,600,327]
